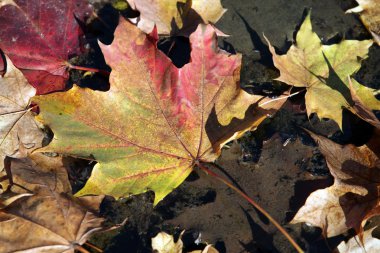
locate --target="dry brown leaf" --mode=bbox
[347,0,380,45]
[0,153,106,253]
[291,131,380,237]
[337,226,380,253]
[0,56,44,170]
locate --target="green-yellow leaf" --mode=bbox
[265,12,379,129]
[34,19,284,205]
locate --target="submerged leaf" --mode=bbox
[127,0,226,35]
[346,0,380,46]
[265,12,379,129]
[35,19,284,205]
[0,0,93,94]
[291,131,380,237]
[0,56,44,170]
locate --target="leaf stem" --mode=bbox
[258,89,305,107]
[197,162,304,253]
[75,245,90,253]
[67,64,110,75]
[84,242,103,252]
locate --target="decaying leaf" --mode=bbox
[337,226,380,253]
[0,56,44,170]
[151,232,219,253]
[0,0,93,94]
[291,131,380,237]
[34,19,285,205]
[265,12,380,129]
[127,0,226,35]
[346,0,380,46]
[0,153,106,253]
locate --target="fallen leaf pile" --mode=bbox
[0,0,379,252]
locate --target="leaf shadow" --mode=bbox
[205,100,270,152]
[338,160,380,231]
[239,206,280,253]
[311,52,354,107]
[234,11,274,67]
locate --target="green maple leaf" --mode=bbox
[265,12,380,129]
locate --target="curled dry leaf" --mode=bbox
[265,12,380,129]
[127,0,226,35]
[291,130,380,237]
[0,0,93,94]
[346,0,380,46]
[337,226,380,253]
[34,19,285,205]
[0,153,106,253]
[0,56,44,170]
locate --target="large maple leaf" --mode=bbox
[0,56,44,170]
[34,19,285,205]
[0,0,92,94]
[127,0,226,35]
[0,154,106,253]
[265,12,380,129]
[291,130,380,237]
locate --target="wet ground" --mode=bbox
[67,0,380,252]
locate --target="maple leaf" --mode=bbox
[291,130,380,237]
[347,0,380,46]
[265,12,380,129]
[0,56,44,170]
[34,19,285,205]
[0,153,106,253]
[127,0,226,35]
[0,0,93,94]
[337,226,380,253]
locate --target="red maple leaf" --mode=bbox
[0,0,92,94]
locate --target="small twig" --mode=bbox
[85,242,103,252]
[258,89,305,107]
[197,162,304,253]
